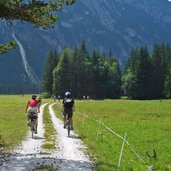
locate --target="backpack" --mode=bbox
[63,98,73,109]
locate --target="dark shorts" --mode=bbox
[28,113,38,120]
[63,108,73,118]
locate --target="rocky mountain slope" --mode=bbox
[0,0,171,92]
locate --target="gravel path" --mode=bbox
[0,103,94,171]
[49,103,93,171]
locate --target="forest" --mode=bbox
[42,42,171,100]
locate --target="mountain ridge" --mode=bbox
[0,0,171,92]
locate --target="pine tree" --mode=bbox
[150,44,165,99]
[53,48,72,96]
[164,45,171,98]
[122,48,139,99]
[105,58,121,98]
[135,46,150,99]
[42,49,58,96]
[164,64,171,98]
[123,46,150,99]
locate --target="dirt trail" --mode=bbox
[0,103,93,171]
[49,103,93,170]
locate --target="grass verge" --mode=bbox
[42,104,56,150]
[0,95,30,151]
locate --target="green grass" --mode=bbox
[42,104,56,150]
[1,96,171,170]
[54,99,171,171]
[0,95,30,150]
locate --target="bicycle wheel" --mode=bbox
[67,125,70,137]
[66,120,70,137]
[30,120,34,138]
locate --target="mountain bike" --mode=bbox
[30,112,37,138]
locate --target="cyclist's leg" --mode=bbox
[68,111,73,129]
[27,109,32,126]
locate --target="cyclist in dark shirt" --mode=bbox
[62,92,74,130]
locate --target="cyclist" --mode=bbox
[25,94,40,134]
[53,95,57,102]
[62,92,74,130]
[57,94,61,102]
[38,96,42,108]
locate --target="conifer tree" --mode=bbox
[42,49,58,96]
[53,48,72,96]
[77,41,91,98]
[123,46,150,99]
[150,44,165,99]
[135,46,150,99]
[122,48,139,99]
[164,45,171,98]
[164,64,171,98]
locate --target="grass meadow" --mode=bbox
[54,99,171,171]
[0,95,29,150]
[0,95,171,170]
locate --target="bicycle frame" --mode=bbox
[30,113,37,138]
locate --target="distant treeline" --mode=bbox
[123,44,171,99]
[42,42,171,100]
[42,41,121,99]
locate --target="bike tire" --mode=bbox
[67,125,70,137]
[31,120,34,138]
[66,120,71,137]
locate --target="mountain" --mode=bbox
[0,0,171,93]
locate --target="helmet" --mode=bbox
[65,92,71,98]
[32,94,37,99]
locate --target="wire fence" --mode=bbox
[77,112,153,171]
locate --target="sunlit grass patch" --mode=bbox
[42,104,56,150]
[0,95,30,151]
[54,99,171,170]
